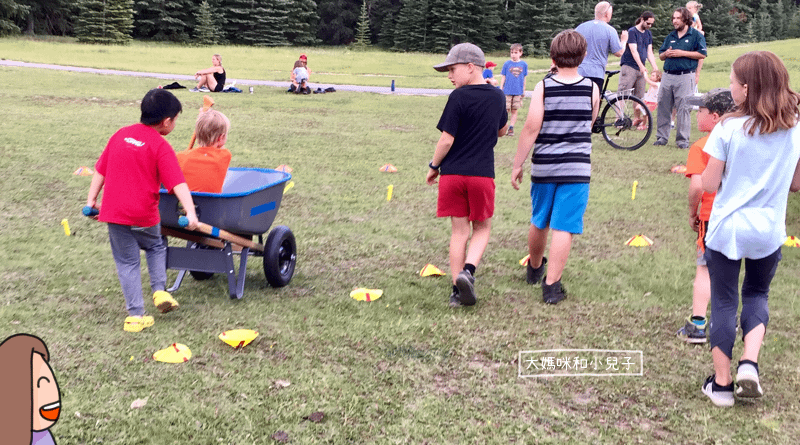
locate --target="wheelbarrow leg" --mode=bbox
[227,246,250,300]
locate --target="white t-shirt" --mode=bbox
[704,116,800,259]
[643,82,660,102]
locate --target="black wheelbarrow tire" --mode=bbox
[189,245,215,280]
[263,225,296,287]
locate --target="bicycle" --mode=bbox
[591,69,653,150]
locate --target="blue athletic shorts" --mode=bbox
[530,182,589,234]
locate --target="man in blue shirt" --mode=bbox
[576,1,628,92]
[653,7,707,149]
[618,11,658,127]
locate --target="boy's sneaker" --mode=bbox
[455,270,476,306]
[199,86,210,92]
[124,315,154,333]
[448,290,462,308]
[526,257,547,285]
[677,318,707,344]
[735,361,763,398]
[153,290,179,313]
[541,278,566,304]
[702,375,734,407]
[507,126,514,137]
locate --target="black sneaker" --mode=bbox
[526,257,547,285]
[653,138,667,146]
[735,361,763,398]
[677,318,707,344]
[702,375,734,407]
[448,290,462,308]
[541,278,565,304]
[507,126,514,137]
[455,270,476,306]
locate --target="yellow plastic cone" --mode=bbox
[219,329,259,349]
[625,234,654,247]
[419,264,445,277]
[784,236,800,247]
[152,343,192,363]
[379,164,398,173]
[350,288,383,302]
[519,254,530,266]
[283,181,294,194]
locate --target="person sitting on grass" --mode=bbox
[291,60,310,93]
[176,109,232,194]
[86,89,199,333]
[192,54,226,93]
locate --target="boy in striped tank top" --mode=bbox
[511,30,600,304]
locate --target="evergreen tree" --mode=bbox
[133,0,194,42]
[317,0,360,44]
[353,0,372,47]
[284,0,319,45]
[371,0,402,48]
[75,0,133,44]
[16,0,73,35]
[224,0,258,44]
[195,0,217,45]
[0,0,28,35]
[428,0,458,52]
[702,0,747,45]
[241,0,289,46]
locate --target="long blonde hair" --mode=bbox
[724,51,800,136]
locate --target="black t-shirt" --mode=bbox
[436,84,508,178]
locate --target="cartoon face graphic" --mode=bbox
[32,352,61,431]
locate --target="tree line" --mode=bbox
[2,0,799,55]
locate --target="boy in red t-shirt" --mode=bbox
[176,110,232,193]
[86,89,199,333]
[678,88,736,343]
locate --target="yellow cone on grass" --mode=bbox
[784,236,800,247]
[219,329,259,349]
[419,264,446,277]
[152,343,192,363]
[350,288,383,302]
[625,234,653,247]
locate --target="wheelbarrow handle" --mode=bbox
[82,206,99,217]
[178,216,265,252]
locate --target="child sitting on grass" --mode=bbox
[86,89,199,333]
[176,109,232,194]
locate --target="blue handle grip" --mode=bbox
[82,206,99,217]
[178,216,189,227]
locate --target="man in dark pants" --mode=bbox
[654,7,707,149]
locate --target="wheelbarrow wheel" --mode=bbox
[264,225,296,287]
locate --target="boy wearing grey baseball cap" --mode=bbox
[427,43,509,308]
[678,88,736,345]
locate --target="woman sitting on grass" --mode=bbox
[192,54,226,93]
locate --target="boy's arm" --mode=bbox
[86,171,105,209]
[591,82,600,123]
[426,131,455,185]
[790,158,800,192]
[688,175,703,231]
[701,156,724,193]
[511,82,544,190]
[498,74,505,90]
[172,183,199,230]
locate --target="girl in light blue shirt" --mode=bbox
[699,51,800,407]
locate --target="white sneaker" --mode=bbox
[702,375,734,407]
[736,362,763,398]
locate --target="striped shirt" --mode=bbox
[532,76,594,183]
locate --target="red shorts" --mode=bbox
[437,175,495,221]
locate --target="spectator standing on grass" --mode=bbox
[653,7,706,149]
[427,43,508,308]
[499,44,528,136]
[677,88,736,345]
[511,30,600,305]
[618,11,658,128]
[575,1,628,92]
[699,51,800,407]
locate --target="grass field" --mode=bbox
[2,38,800,444]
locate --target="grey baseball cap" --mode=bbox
[433,43,486,72]
[686,88,736,115]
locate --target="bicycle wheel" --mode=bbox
[599,94,652,150]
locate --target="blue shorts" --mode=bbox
[530,182,589,234]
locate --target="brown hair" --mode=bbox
[195,109,231,147]
[724,51,800,135]
[510,43,523,52]
[550,29,587,69]
[0,334,50,445]
[294,60,305,69]
[675,7,693,27]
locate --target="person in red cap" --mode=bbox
[482,61,498,86]
[290,54,311,92]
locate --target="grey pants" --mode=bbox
[655,72,695,145]
[108,223,167,316]
[705,247,781,359]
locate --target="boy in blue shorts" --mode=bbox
[428,43,509,307]
[511,29,600,304]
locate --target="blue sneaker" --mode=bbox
[677,318,707,344]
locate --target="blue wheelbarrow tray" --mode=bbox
[159,167,296,299]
